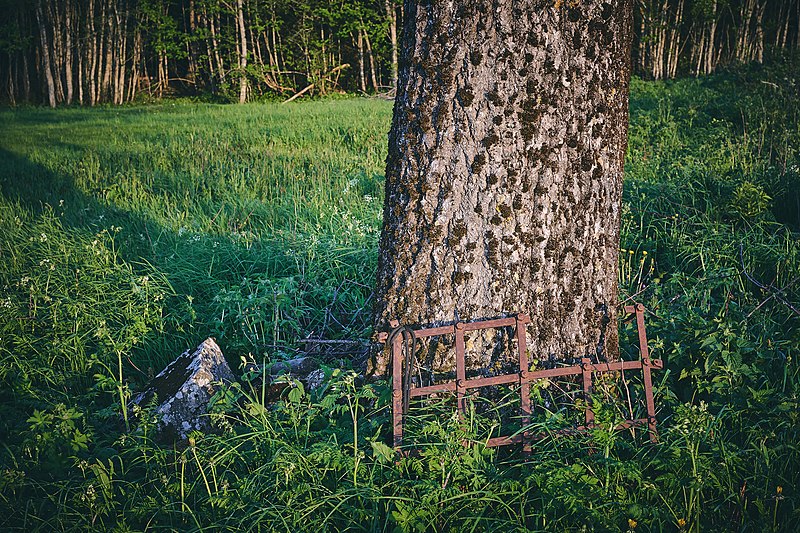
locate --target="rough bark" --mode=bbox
[373,0,633,376]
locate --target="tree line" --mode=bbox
[1,0,798,107]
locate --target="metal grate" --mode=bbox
[377,304,662,451]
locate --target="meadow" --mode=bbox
[1,61,799,531]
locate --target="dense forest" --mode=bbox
[1,0,799,107]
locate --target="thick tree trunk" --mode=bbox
[372,0,633,375]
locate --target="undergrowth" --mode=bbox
[1,62,799,531]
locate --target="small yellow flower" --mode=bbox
[777,485,783,495]
[642,250,648,255]
[628,518,637,529]
[677,518,687,528]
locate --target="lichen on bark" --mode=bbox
[372,0,633,376]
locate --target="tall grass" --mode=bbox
[1,61,799,531]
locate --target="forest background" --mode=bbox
[2,0,799,106]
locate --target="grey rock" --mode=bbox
[243,356,328,401]
[130,337,234,441]
[268,356,321,379]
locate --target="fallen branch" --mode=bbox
[282,64,349,104]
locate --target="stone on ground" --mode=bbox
[130,337,234,441]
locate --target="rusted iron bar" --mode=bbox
[516,313,532,453]
[389,318,403,448]
[407,359,663,397]
[582,357,595,426]
[380,305,661,451]
[455,322,466,416]
[635,303,659,441]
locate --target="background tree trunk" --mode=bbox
[237,0,248,103]
[64,0,74,104]
[4,0,799,106]
[373,0,633,375]
[385,0,398,89]
[35,0,56,108]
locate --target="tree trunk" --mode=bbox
[65,0,74,104]
[363,25,379,92]
[372,0,633,374]
[102,0,114,101]
[210,6,225,84]
[357,29,366,92]
[237,0,248,103]
[737,0,756,62]
[705,1,718,75]
[754,0,765,63]
[78,5,85,105]
[7,53,16,106]
[637,1,647,75]
[48,1,65,104]
[88,0,97,105]
[385,0,398,89]
[187,0,198,84]
[129,27,141,102]
[22,52,31,102]
[35,0,57,108]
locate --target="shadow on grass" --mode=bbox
[0,147,376,376]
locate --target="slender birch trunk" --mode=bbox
[237,0,248,103]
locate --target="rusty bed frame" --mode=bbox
[377,304,662,451]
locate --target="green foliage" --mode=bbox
[1,62,800,530]
[731,181,772,218]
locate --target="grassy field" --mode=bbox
[1,62,799,531]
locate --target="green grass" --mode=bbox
[1,62,799,531]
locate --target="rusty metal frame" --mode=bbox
[377,304,662,451]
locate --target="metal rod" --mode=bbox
[582,357,594,426]
[389,319,403,448]
[462,316,518,331]
[516,314,531,453]
[635,304,658,442]
[455,321,466,416]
